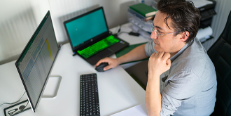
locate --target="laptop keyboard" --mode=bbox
[80,73,100,116]
[77,35,119,59]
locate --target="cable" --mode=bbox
[0,91,26,107]
[113,25,121,34]
[117,31,130,35]
[24,100,29,109]
[113,25,139,36]
[113,25,124,36]
[113,25,140,36]
[117,25,121,33]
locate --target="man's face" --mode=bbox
[150,11,184,53]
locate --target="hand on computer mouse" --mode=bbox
[95,57,119,71]
[95,62,109,72]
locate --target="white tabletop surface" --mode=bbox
[0,23,150,116]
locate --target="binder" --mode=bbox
[129,3,157,17]
[128,8,153,21]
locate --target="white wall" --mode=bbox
[0,0,31,23]
[0,0,50,24]
[0,0,34,64]
[0,0,50,64]
[30,0,51,24]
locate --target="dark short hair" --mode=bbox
[157,0,200,43]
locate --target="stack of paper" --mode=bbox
[186,0,213,8]
[128,3,157,39]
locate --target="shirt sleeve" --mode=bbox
[160,71,201,116]
[145,40,156,56]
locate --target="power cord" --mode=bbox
[24,100,29,110]
[113,25,123,36]
[0,91,26,107]
[118,31,130,35]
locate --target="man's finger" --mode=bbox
[158,52,165,58]
[104,65,111,71]
[166,58,171,67]
[95,61,102,67]
[95,59,107,67]
[152,52,157,57]
[162,52,171,61]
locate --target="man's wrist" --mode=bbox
[117,57,124,65]
[148,71,161,79]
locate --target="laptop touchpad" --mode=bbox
[87,49,113,65]
[98,49,113,58]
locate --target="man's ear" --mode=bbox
[180,31,189,42]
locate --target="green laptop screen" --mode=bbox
[65,8,108,48]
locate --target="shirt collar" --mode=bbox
[170,39,194,62]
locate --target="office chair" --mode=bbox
[208,11,231,116]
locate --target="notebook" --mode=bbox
[63,7,129,65]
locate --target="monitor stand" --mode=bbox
[42,75,62,98]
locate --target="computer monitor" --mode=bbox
[15,11,60,112]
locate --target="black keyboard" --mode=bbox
[80,73,100,116]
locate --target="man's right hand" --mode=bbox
[95,57,120,71]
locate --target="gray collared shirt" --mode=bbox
[145,38,217,116]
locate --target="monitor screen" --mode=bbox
[64,7,108,48]
[15,11,59,112]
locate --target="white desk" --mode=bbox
[0,23,150,116]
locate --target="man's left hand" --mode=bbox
[148,52,171,78]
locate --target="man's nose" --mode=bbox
[150,31,157,40]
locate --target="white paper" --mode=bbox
[186,0,213,8]
[196,26,213,41]
[111,103,148,116]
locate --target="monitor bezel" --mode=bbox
[15,10,60,112]
[63,7,110,54]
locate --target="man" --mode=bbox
[95,0,217,115]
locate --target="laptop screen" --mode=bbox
[65,8,108,48]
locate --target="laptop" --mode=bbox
[64,7,129,65]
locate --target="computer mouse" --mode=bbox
[95,62,109,72]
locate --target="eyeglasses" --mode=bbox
[150,23,178,38]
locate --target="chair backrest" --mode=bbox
[208,11,231,116]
